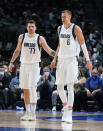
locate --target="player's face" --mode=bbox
[61,12,71,24]
[27,23,36,34]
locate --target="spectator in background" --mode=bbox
[9,68,25,110]
[2,65,14,109]
[97,65,103,77]
[37,66,55,110]
[74,67,87,111]
[0,67,4,84]
[0,67,5,109]
[85,68,103,111]
[74,68,103,111]
[9,68,23,104]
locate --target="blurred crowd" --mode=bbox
[0,0,103,111]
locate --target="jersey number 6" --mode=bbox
[67,38,70,45]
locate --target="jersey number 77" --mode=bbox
[29,47,35,54]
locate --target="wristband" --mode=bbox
[81,43,90,61]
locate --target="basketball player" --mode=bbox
[8,20,55,121]
[50,10,92,124]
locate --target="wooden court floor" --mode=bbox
[0,110,103,131]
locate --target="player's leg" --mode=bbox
[57,84,70,122]
[20,89,32,121]
[61,84,74,124]
[63,57,78,124]
[28,63,40,121]
[56,59,68,106]
[63,83,74,124]
[29,86,37,121]
[56,59,68,120]
[19,64,31,121]
[57,84,67,106]
[23,89,31,112]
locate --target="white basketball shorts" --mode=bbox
[20,63,40,89]
[55,57,78,85]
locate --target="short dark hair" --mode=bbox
[26,20,36,26]
[62,10,72,17]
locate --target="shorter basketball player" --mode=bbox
[50,10,92,124]
[9,20,55,121]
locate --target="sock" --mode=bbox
[30,104,36,113]
[25,104,31,113]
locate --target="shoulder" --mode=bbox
[17,33,26,45]
[74,25,83,38]
[19,34,24,39]
[57,25,62,34]
[39,35,44,39]
[58,26,61,31]
[39,36,46,46]
[18,34,24,41]
[58,25,63,30]
[39,36,45,41]
[74,25,82,32]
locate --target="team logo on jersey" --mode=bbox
[24,42,36,47]
[60,34,70,38]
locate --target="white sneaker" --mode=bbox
[20,112,31,121]
[20,112,36,121]
[65,110,72,124]
[28,112,36,121]
[52,106,56,111]
[61,105,68,122]
[61,105,72,124]
[62,110,66,122]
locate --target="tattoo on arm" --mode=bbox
[50,51,56,57]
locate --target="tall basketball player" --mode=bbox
[50,10,92,124]
[9,20,55,121]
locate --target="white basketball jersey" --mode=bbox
[58,24,80,59]
[20,33,41,64]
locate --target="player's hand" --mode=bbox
[50,58,56,69]
[8,63,14,72]
[86,60,92,71]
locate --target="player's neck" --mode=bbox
[64,22,72,29]
[27,33,36,38]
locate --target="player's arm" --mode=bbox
[9,35,22,72]
[10,34,23,63]
[39,36,55,57]
[75,26,92,71]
